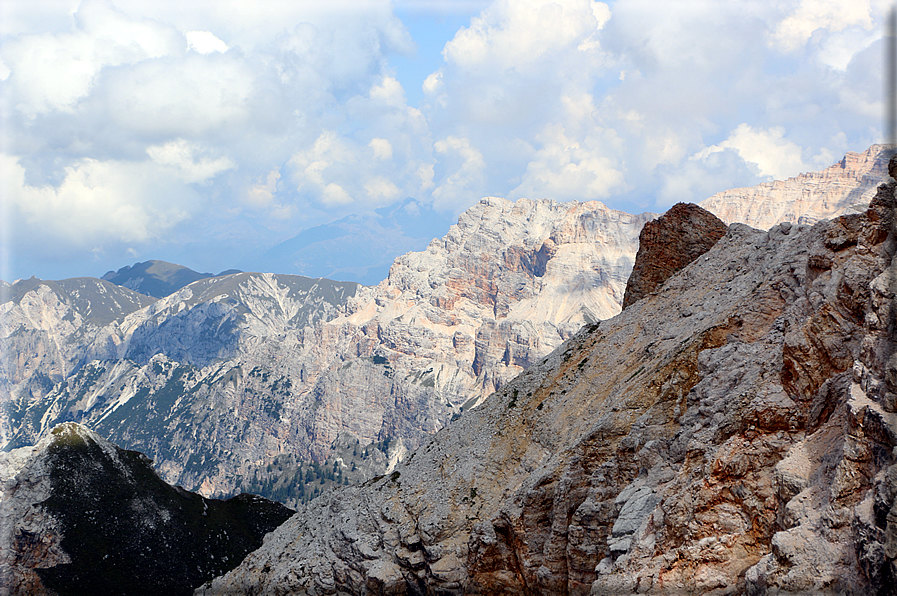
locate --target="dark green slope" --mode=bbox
[33,423,294,596]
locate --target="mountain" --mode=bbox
[1,199,651,503]
[700,144,889,229]
[101,260,241,298]
[0,422,293,595]
[198,186,897,595]
[2,146,890,509]
[258,198,453,285]
[0,277,157,446]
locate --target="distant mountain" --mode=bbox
[1,198,650,502]
[700,144,889,229]
[3,145,891,513]
[101,260,241,298]
[259,198,453,285]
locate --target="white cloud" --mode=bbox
[370,76,406,107]
[423,70,443,94]
[432,136,485,210]
[511,124,624,201]
[322,183,353,206]
[244,170,281,208]
[443,0,611,69]
[1,0,182,117]
[146,139,235,183]
[1,153,193,247]
[364,176,401,202]
[694,124,808,181]
[369,138,393,160]
[186,30,228,54]
[771,0,874,52]
[1,0,891,279]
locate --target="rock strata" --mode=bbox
[621,202,727,309]
[0,422,294,596]
[199,182,897,595]
[700,144,889,229]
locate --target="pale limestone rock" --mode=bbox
[701,144,889,230]
[2,199,652,501]
[197,176,897,595]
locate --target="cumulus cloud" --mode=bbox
[432,136,486,209]
[185,30,228,54]
[511,124,625,201]
[146,139,235,183]
[694,124,808,181]
[1,0,889,280]
[1,153,194,247]
[771,0,874,52]
[369,138,393,160]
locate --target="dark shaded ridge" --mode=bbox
[35,424,293,596]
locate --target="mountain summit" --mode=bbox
[101,260,241,298]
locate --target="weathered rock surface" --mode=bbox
[0,422,293,596]
[700,144,889,229]
[621,202,727,309]
[2,199,651,500]
[198,183,897,595]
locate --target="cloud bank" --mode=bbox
[0,0,887,280]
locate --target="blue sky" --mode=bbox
[0,0,887,282]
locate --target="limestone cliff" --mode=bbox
[199,182,897,595]
[0,422,293,596]
[700,144,889,229]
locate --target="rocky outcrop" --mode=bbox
[0,422,293,596]
[621,202,727,309]
[700,144,889,229]
[198,182,897,595]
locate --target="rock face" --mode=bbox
[198,182,897,595]
[700,144,889,229]
[0,422,293,596]
[621,202,727,309]
[2,199,651,500]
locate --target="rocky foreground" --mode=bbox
[198,185,896,594]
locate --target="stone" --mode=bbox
[622,202,727,309]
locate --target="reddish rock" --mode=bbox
[622,202,728,309]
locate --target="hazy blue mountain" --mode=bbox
[101,260,241,298]
[258,198,454,285]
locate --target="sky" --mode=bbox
[0,0,888,283]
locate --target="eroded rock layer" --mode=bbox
[199,183,897,595]
[700,144,889,229]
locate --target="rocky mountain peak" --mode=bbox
[700,143,890,229]
[622,202,728,309]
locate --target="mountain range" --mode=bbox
[1,146,891,509]
[5,177,895,594]
[196,181,897,595]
